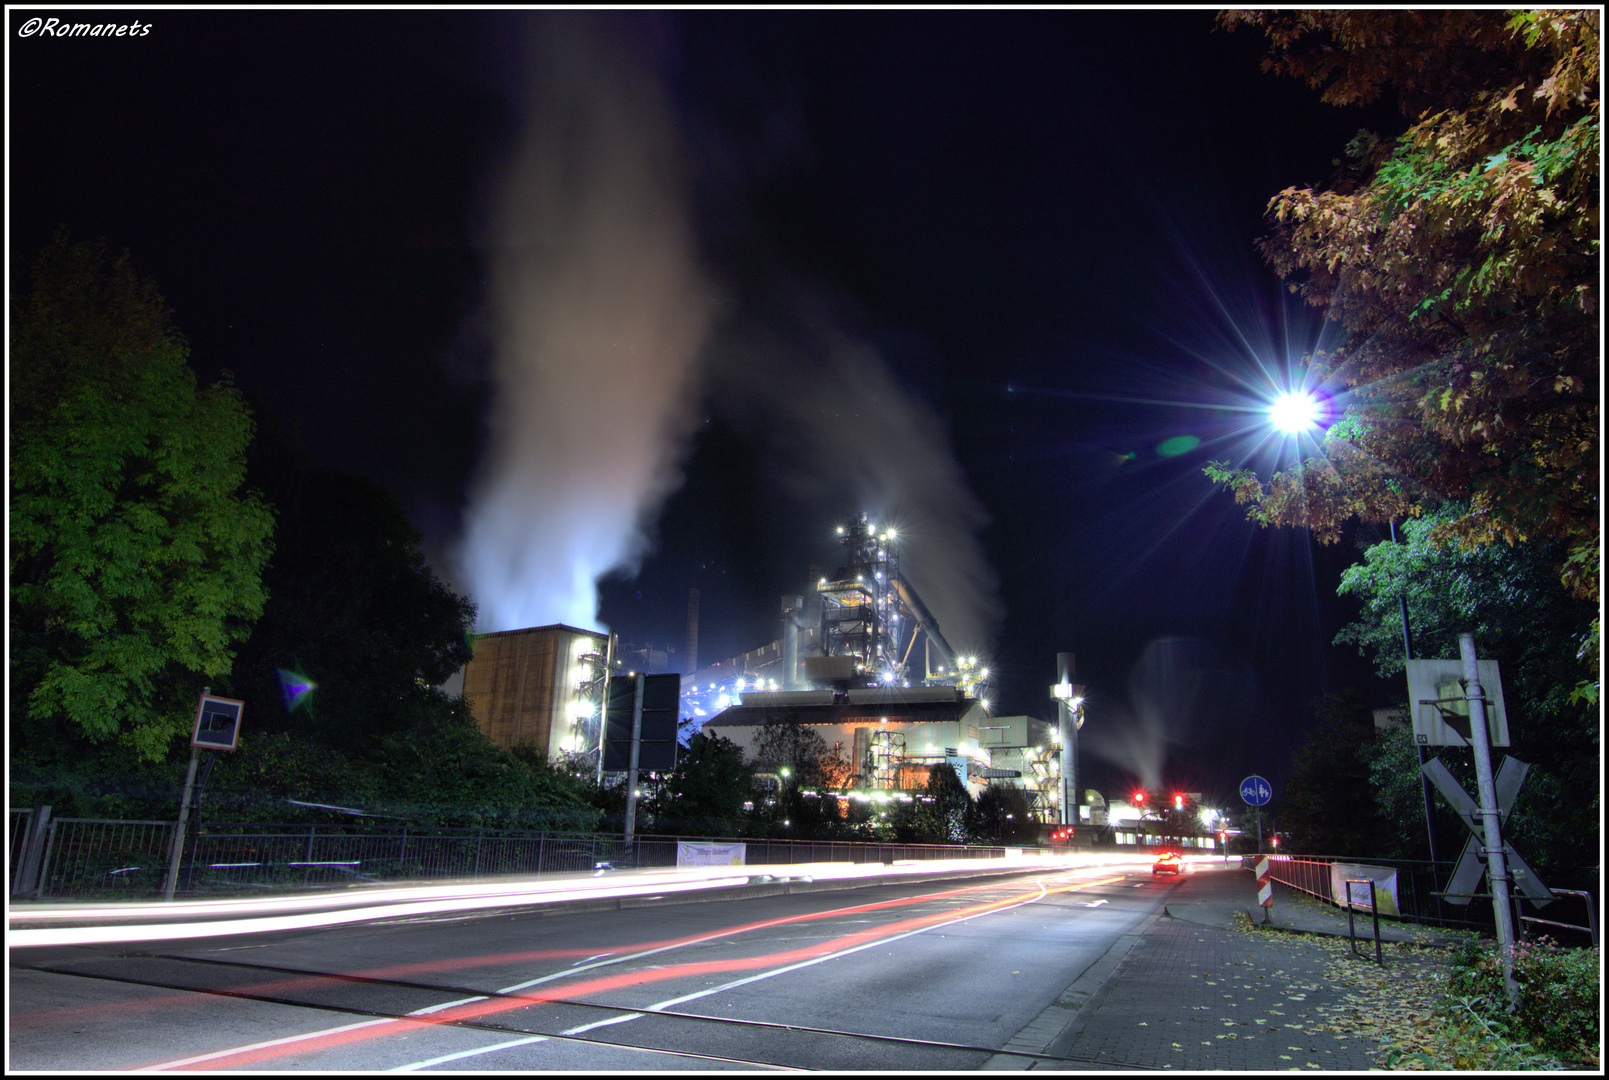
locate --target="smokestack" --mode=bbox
[782,595,802,689]
[685,587,699,676]
[1057,652,1075,684]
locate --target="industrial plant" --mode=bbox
[458,513,1071,823]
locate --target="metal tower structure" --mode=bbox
[817,513,904,683]
[814,512,988,698]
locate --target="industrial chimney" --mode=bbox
[685,588,699,676]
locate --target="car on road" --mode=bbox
[1152,850,1183,875]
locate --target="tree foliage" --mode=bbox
[649,730,751,833]
[10,233,275,762]
[752,717,852,789]
[1210,10,1599,604]
[1279,689,1380,857]
[1336,504,1598,867]
[219,437,476,754]
[974,782,1038,844]
[916,762,978,844]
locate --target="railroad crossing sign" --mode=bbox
[1406,658,1509,748]
[1422,756,1552,906]
[1240,775,1273,806]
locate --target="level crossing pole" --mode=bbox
[1460,632,1520,1012]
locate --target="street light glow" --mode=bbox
[1269,390,1322,434]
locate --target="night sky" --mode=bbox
[10,9,1409,803]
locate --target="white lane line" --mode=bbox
[133,1018,398,1071]
[649,880,1051,1012]
[561,1013,644,1035]
[387,1034,551,1071]
[408,995,489,1016]
[390,879,1053,1071]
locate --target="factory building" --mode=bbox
[460,624,607,756]
[701,693,1060,817]
[457,514,1062,821]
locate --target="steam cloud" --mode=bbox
[708,289,1003,653]
[458,13,1001,656]
[458,14,712,632]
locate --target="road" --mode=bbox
[11,858,1182,1071]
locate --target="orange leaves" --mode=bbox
[1209,11,1598,606]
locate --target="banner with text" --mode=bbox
[676,841,746,867]
[1330,862,1401,916]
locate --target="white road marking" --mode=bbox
[132,1018,397,1071]
[387,1034,551,1071]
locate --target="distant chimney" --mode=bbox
[685,588,700,675]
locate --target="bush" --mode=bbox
[1445,936,1600,1062]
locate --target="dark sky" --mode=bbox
[10,8,1408,802]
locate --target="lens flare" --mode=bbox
[275,668,316,712]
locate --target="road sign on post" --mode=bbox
[602,673,679,772]
[1239,775,1272,806]
[192,694,244,751]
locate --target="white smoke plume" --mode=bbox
[458,14,712,632]
[458,13,1001,655]
[708,285,1004,653]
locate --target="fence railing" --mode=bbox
[11,811,1010,901]
[1255,853,1601,939]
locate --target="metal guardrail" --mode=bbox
[1255,853,1601,939]
[12,812,1011,901]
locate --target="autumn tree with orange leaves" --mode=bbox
[1206,11,1598,615]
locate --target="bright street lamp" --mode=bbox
[1268,390,1323,434]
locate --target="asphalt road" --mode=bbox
[11,860,1180,1071]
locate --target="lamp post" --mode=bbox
[1392,519,1444,873]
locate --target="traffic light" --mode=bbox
[1133,790,1146,805]
[1173,793,1184,810]
[1270,835,1280,849]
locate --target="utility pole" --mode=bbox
[164,686,207,902]
[1461,632,1520,1012]
[622,672,645,843]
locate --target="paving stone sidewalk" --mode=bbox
[987,862,1451,1071]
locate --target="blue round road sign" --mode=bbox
[1240,775,1273,806]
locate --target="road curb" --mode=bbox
[983,905,1169,1069]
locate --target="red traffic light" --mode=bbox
[1271,836,1280,848]
[1133,790,1146,803]
[1173,793,1184,809]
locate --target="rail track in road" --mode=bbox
[16,949,1075,1071]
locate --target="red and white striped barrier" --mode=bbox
[1255,855,1272,911]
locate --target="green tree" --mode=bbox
[1208,11,1599,608]
[10,233,275,762]
[1279,689,1380,856]
[220,444,476,754]
[752,716,834,787]
[974,782,1037,844]
[649,730,751,833]
[917,762,977,844]
[1337,503,1598,868]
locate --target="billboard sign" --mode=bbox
[603,673,679,772]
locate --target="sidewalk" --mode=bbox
[988,861,1457,1071]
